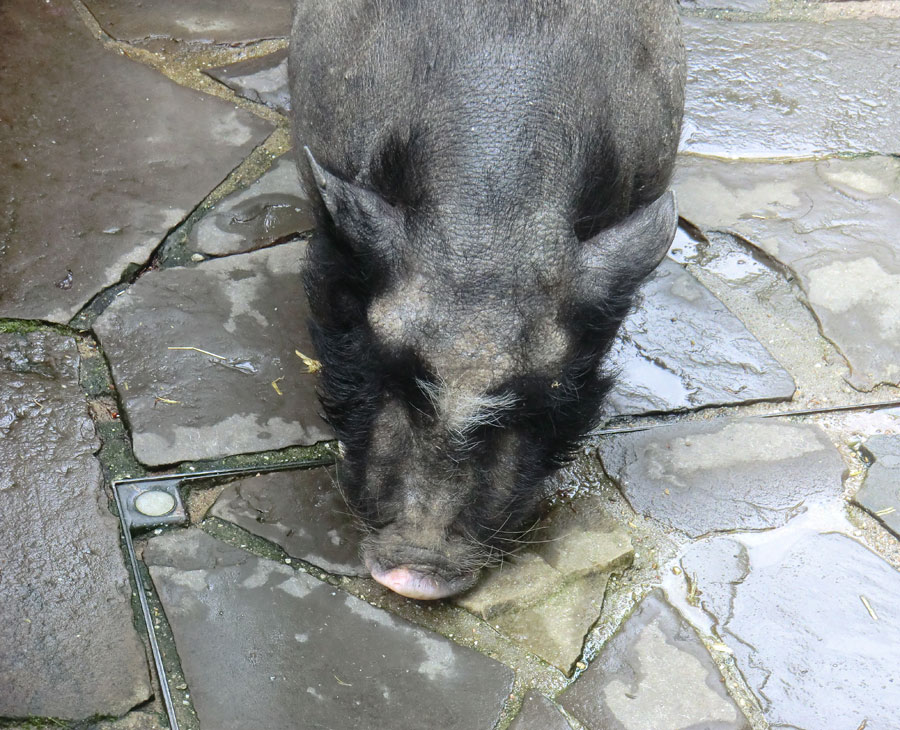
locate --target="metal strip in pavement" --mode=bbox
[592,398,900,437]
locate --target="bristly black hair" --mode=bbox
[570,130,625,242]
[367,125,432,212]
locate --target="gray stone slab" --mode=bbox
[599,419,845,537]
[0,332,150,720]
[206,49,291,114]
[210,467,367,575]
[92,241,332,466]
[457,552,565,620]
[558,590,749,730]
[84,711,168,730]
[674,154,900,390]
[682,16,900,157]
[0,0,273,323]
[144,529,514,730]
[681,532,900,730]
[855,436,900,539]
[188,155,313,257]
[679,0,768,11]
[491,573,611,676]
[455,496,633,674]
[603,256,796,416]
[508,692,574,730]
[819,1,900,20]
[84,0,291,44]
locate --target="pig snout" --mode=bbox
[363,529,482,600]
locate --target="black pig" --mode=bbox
[289,0,685,599]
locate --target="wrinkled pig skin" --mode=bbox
[289,0,685,599]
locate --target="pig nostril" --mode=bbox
[369,564,458,601]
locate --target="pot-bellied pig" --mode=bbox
[289,0,685,599]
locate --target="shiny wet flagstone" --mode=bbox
[681,531,900,730]
[598,419,845,537]
[0,0,272,323]
[92,241,331,466]
[604,255,796,415]
[144,529,514,730]
[83,0,291,44]
[675,155,900,390]
[558,590,749,730]
[210,467,368,576]
[0,333,150,720]
[682,16,900,158]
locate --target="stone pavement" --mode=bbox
[1,1,899,728]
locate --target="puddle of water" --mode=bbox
[661,565,718,637]
[610,347,692,410]
[736,501,853,569]
[667,226,705,264]
[698,248,769,284]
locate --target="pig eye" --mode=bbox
[377,349,438,416]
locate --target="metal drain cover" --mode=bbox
[117,479,187,530]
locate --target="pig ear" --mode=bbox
[305,147,404,258]
[580,191,678,291]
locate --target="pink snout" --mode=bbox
[368,564,459,600]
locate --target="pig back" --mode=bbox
[289,0,685,233]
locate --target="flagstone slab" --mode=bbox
[855,436,900,539]
[681,532,900,730]
[188,155,313,257]
[84,0,291,44]
[598,419,845,537]
[558,590,749,730]
[455,497,633,675]
[0,0,272,323]
[603,256,796,416]
[682,16,900,158]
[674,154,900,390]
[92,242,332,466]
[206,49,291,114]
[0,332,150,720]
[211,467,367,575]
[144,529,514,730]
[508,692,574,730]
[488,573,612,676]
[679,0,768,11]
[819,1,900,20]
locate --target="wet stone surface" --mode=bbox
[558,590,749,730]
[603,255,795,416]
[0,332,151,720]
[210,466,368,576]
[681,531,900,730]
[819,1,900,21]
[84,0,292,44]
[206,49,290,114]
[79,711,167,730]
[508,691,574,730]
[455,496,633,674]
[855,436,900,539]
[682,16,900,157]
[0,0,273,323]
[92,241,332,466]
[679,0,768,11]
[598,419,845,537]
[144,529,514,730]
[675,155,900,390]
[188,155,313,257]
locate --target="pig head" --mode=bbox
[290,0,685,599]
